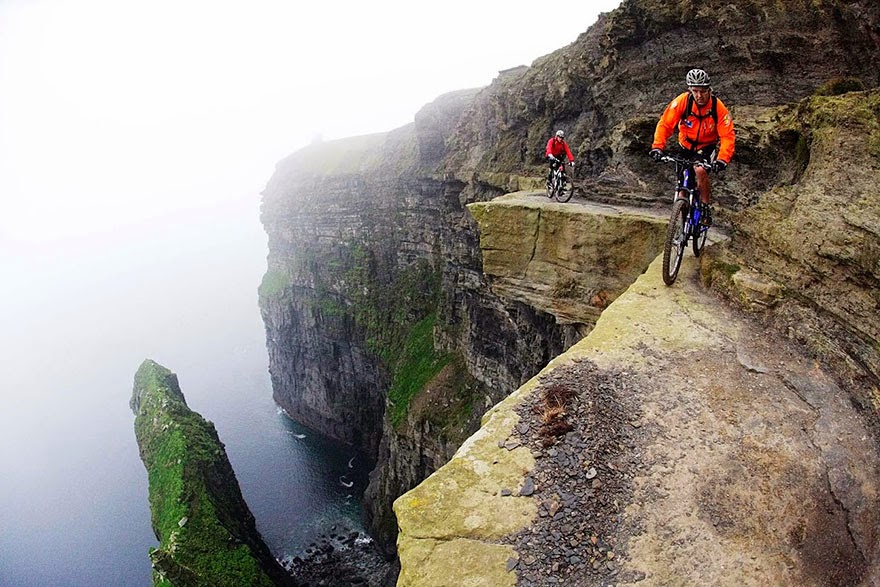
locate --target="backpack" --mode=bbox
[679,93,718,127]
[678,93,718,150]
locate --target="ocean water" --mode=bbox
[0,197,370,586]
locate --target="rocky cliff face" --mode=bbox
[259,119,582,552]
[131,359,295,587]
[259,0,880,559]
[395,250,880,586]
[444,0,880,193]
[703,89,880,423]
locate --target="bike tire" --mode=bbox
[551,174,564,200]
[662,199,688,286]
[555,178,573,202]
[692,222,708,257]
[546,178,554,198]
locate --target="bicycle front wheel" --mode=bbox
[555,177,573,202]
[662,199,688,286]
[546,173,556,198]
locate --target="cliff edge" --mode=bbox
[130,359,295,587]
[395,249,880,586]
[258,0,880,566]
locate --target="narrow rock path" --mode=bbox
[395,253,880,586]
[516,254,880,586]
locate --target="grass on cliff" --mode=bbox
[310,243,481,428]
[133,362,275,587]
[387,312,453,427]
[406,353,480,444]
[259,269,289,300]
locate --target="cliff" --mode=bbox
[258,0,880,566]
[395,252,880,586]
[705,90,880,408]
[130,359,295,587]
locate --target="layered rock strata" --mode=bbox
[703,89,880,424]
[468,194,667,327]
[131,359,295,587]
[259,120,606,551]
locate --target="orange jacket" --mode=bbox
[652,92,735,163]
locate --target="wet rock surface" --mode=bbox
[282,524,397,587]
[506,360,647,587]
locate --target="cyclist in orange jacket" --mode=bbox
[546,129,574,190]
[650,69,735,226]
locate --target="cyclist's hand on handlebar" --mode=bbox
[649,148,663,162]
[712,160,728,174]
[548,155,558,162]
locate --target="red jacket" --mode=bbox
[652,92,735,163]
[546,137,574,162]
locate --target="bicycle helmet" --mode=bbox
[685,69,711,87]
[555,130,565,138]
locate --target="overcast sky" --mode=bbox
[0,0,621,249]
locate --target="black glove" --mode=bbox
[548,155,558,162]
[713,160,728,173]
[649,148,663,162]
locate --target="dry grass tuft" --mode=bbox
[535,383,576,446]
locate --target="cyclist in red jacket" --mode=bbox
[546,130,574,189]
[650,69,735,226]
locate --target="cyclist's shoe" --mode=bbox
[700,205,713,227]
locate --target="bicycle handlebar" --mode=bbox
[658,155,712,169]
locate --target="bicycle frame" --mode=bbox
[671,158,710,242]
[660,155,711,285]
[551,159,567,182]
[547,159,573,202]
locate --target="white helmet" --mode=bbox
[686,68,711,87]
[555,129,565,138]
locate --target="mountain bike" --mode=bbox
[546,159,574,202]
[659,155,712,286]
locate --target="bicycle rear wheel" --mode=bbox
[555,177,573,202]
[662,199,688,286]
[692,223,708,257]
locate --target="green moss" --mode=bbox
[258,270,289,300]
[813,76,865,97]
[419,355,479,443]
[341,246,442,365]
[132,360,277,587]
[700,252,742,291]
[716,261,741,278]
[805,91,880,164]
[303,242,454,424]
[387,313,454,427]
[794,133,811,172]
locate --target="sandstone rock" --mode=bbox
[395,256,880,586]
[468,195,667,326]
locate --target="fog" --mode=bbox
[0,1,620,584]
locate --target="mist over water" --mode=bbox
[0,198,371,586]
